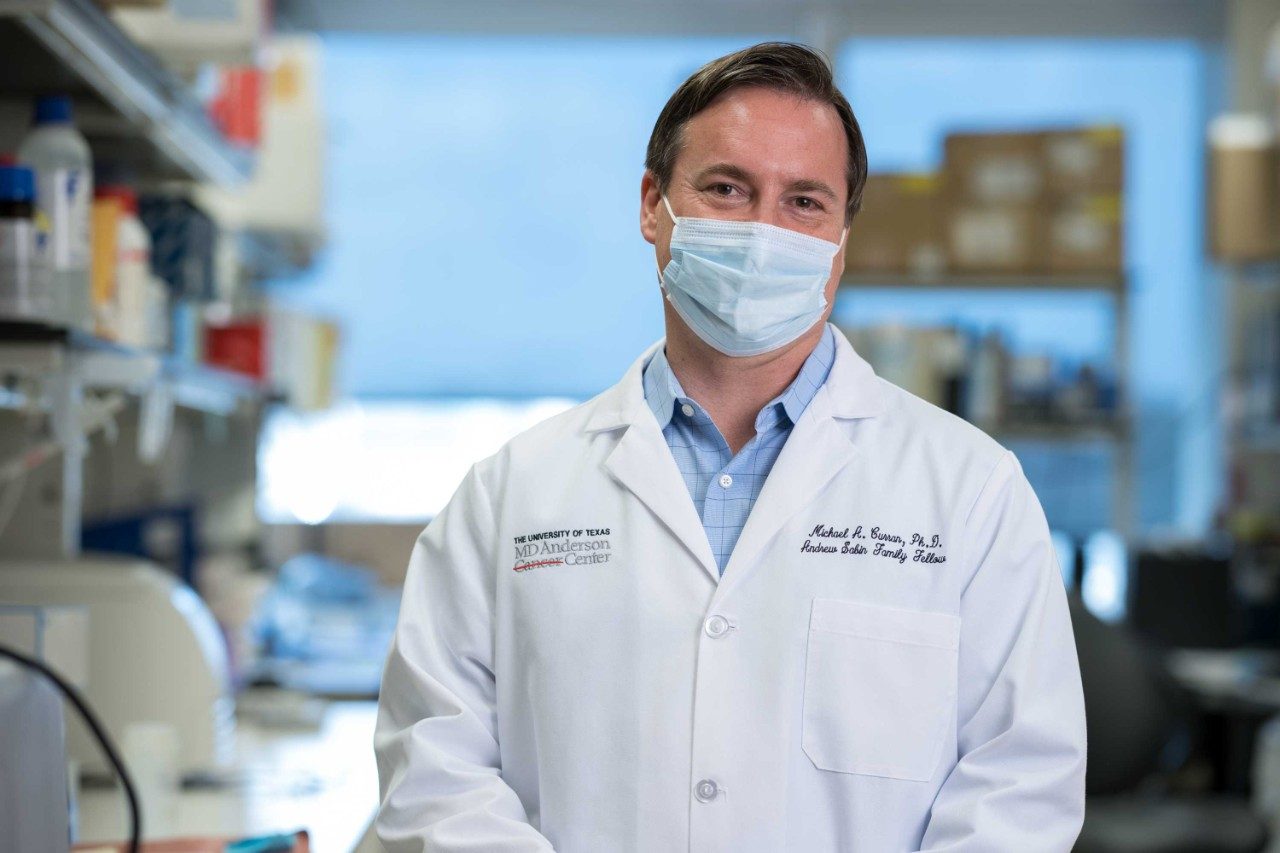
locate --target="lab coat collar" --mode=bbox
[583,324,884,434]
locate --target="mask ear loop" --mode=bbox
[656,195,678,288]
[662,195,678,223]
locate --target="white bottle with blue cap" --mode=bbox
[18,95,93,332]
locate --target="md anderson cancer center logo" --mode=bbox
[512,527,613,572]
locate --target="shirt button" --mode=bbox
[680,403,694,418]
[704,615,730,638]
[694,779,719,802]
[718,473,733,489]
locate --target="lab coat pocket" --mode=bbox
[802,598,960,782]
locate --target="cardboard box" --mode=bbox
[1043,126,1124,194]
[944,132,1045,204]
[946,203,1046,273]
[1210,115,1280,262]
[845,173,947,275]
[942,127,1129,273]
[1047,194,1123,272]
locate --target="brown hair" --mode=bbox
[645,41,869,223]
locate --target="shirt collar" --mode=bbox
[643,325,838,431]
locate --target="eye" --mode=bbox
[707,183,740,198]
[794,196,823,211]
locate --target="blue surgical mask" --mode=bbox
[659,195,845,357]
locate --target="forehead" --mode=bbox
[677,86,848,184]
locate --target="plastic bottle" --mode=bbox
[0,159,53,322]
[95,185,151,347]
[18,95,93,331]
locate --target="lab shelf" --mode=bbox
[0,323,264,416]
[0,322,265,557]
[840,271,1126,292]
[167,359,263,416]
[838,270,1135,537]
[0,0,252,185]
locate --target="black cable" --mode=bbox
[0,643,141,853]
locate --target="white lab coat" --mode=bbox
[375,327,1087,852]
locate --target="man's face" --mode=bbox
[640,85,850,313]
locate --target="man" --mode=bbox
[375,42,1086,852]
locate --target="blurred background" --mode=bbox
[0,0,1278,850]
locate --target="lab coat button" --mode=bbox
[681,403,695,417]
[718,473,733,489]
[704,615,730,638]
[694,779,719,802]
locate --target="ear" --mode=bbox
[640,171,662,245]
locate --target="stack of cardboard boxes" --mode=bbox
[845,125,1125,277]
[843,173,947,276]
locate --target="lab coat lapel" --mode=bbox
[586,343,721,586]
[715,330,885,601]
[604,422,720,585]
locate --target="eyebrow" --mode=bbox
[789,178,839,202]
[691,163,839,202]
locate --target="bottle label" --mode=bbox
[0,217,53,317]
[36,167,91,271]
[0,219,37,272]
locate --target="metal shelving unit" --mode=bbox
[0,327,263,412]
[0,325,264,556]
[839,270,1135,538]
[0,0,253,184]
[0,1,309,559]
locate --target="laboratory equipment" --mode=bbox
[254,553,399,697]
[1129,545,1239,648]
[0,557,234,779]
[0,602,89,687]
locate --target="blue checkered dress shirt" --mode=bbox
[642,325,837,576]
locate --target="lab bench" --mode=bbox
[76,699,380,853]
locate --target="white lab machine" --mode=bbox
[0,557,234,779]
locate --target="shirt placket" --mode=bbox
[709,426,774,575]
[686,408,730,574]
